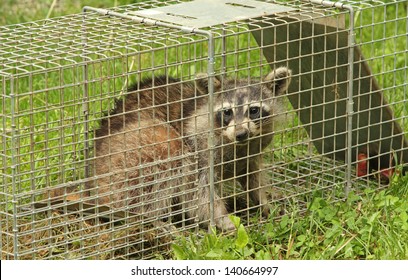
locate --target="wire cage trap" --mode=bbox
[1,0,407,259]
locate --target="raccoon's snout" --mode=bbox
[223,126,250,144]
[235,130,249,142]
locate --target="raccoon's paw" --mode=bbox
[261,203,272,218]
[215,216,236,232]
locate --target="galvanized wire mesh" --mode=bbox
[1,0,407,259]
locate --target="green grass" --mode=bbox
[0,0,137,25]
[173,177,408,260]
[1,0,407,260]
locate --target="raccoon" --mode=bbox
[187,67,292,230]
[87,67,291,231]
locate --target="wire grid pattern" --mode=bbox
[1,0,407,259]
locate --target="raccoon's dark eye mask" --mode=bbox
[219,108,233,126]
[249,106,260,119]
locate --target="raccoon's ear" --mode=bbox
[263,67,292,96]
[195,73,221,95]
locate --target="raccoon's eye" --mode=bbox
[249,106,260,119]
[223,108,233,117]
[218,108,233,126]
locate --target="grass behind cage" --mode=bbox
[357,3,407,119]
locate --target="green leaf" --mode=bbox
[229,215,241,229]
[205,249,223,259]
[399,211,408,231]
[280,215,289,229]
[243,247,254,258]
[235,224,249,249]
[255,250,272,260]
[367,212,381,225]
[296,234,306,247]
[171,244,186,260]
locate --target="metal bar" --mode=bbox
[344,6,355,198]
[205,33,216,231]
[9,76,19,259]
[81,7,91,197]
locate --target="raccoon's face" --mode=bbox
[214,98,272,144]
[196,67,292,145]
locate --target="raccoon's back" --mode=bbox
[97,76,203,138]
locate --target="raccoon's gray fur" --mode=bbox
[87,67,291,231]
[87,76,202,223]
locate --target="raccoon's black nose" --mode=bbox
[236,131,249,142]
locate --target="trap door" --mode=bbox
[250,14,408,169]
[128,0,295,28]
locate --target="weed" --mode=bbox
[172,173,408,260]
